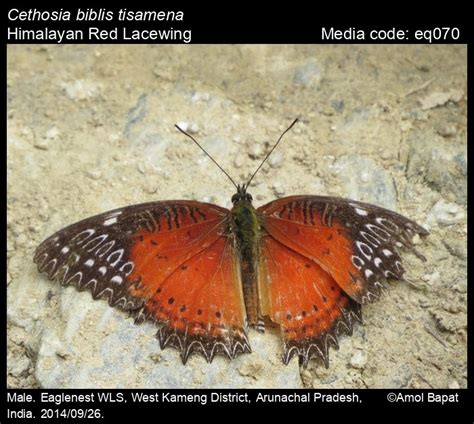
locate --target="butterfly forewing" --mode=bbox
[258,195,428,305]
[34,200,249,363]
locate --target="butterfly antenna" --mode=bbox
[245,118,298,190]
[175,124,239,191]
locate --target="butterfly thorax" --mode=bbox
[231,195,262,329]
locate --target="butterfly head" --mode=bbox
[231,184,253,205]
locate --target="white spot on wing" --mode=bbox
[85,259,95,267]
[111,275,123,284]
[355,207,368,216]
[60,246,70,254]
[382,249,393,257]
[103,217,118,226]
[98,266,107,275]
[108,210,123,217]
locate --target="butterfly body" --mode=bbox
[230,189,263,330]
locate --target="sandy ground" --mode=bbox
[7,44,466,388]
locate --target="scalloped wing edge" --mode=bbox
[34,248,144,311]
[131,306,251,364]
[281,299,363,368]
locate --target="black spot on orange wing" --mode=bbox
[260,233,362,368]
[141,236,250,363]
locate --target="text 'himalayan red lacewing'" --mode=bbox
[34,118,428,367]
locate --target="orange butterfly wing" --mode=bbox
[259,235,361,367]
[129,230,249,363]
[258,195,428,366]
[34,201,249,363]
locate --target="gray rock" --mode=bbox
[188,123,200,134]
[331,98,345,113]
[342,107,369,129]
[453,152,467,177]
[427,199,464,226]
[442,238,467,259]
[34,287,301,388]
[448,379,460,389]
[175,121,190,132]
[320,375,339,385]
[33,138,50,151]
[85,169,102,180]
[248,143,264,159]
[331,154,397,210]
[190,91,210,103]
[436,123,457,137]
[44,126,60,140]
[7,272,48,335]
[350,351,367,369]
[293,62,323,87]
[406,131,467,204]
[176,121,199,134]
[370,361,414,388]
[419,89,464,110]
[388,364,413,388]
[61,79,101,101]
[33,127,60,150]
[272,182,285,197]
[202,136,229,158]
[233,156,245,169]
[429,309,464,333]
[268,151,284,169]
[452,281,467,294]
[425,152,467,204]
[8,354,31,378]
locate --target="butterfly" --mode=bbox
[34,119,428,368]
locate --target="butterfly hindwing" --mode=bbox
[258,195,428,305]
[259,234,362,367]
[34,200,249,363]
[143,236,250,363]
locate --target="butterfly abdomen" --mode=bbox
[231,199,262,328]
